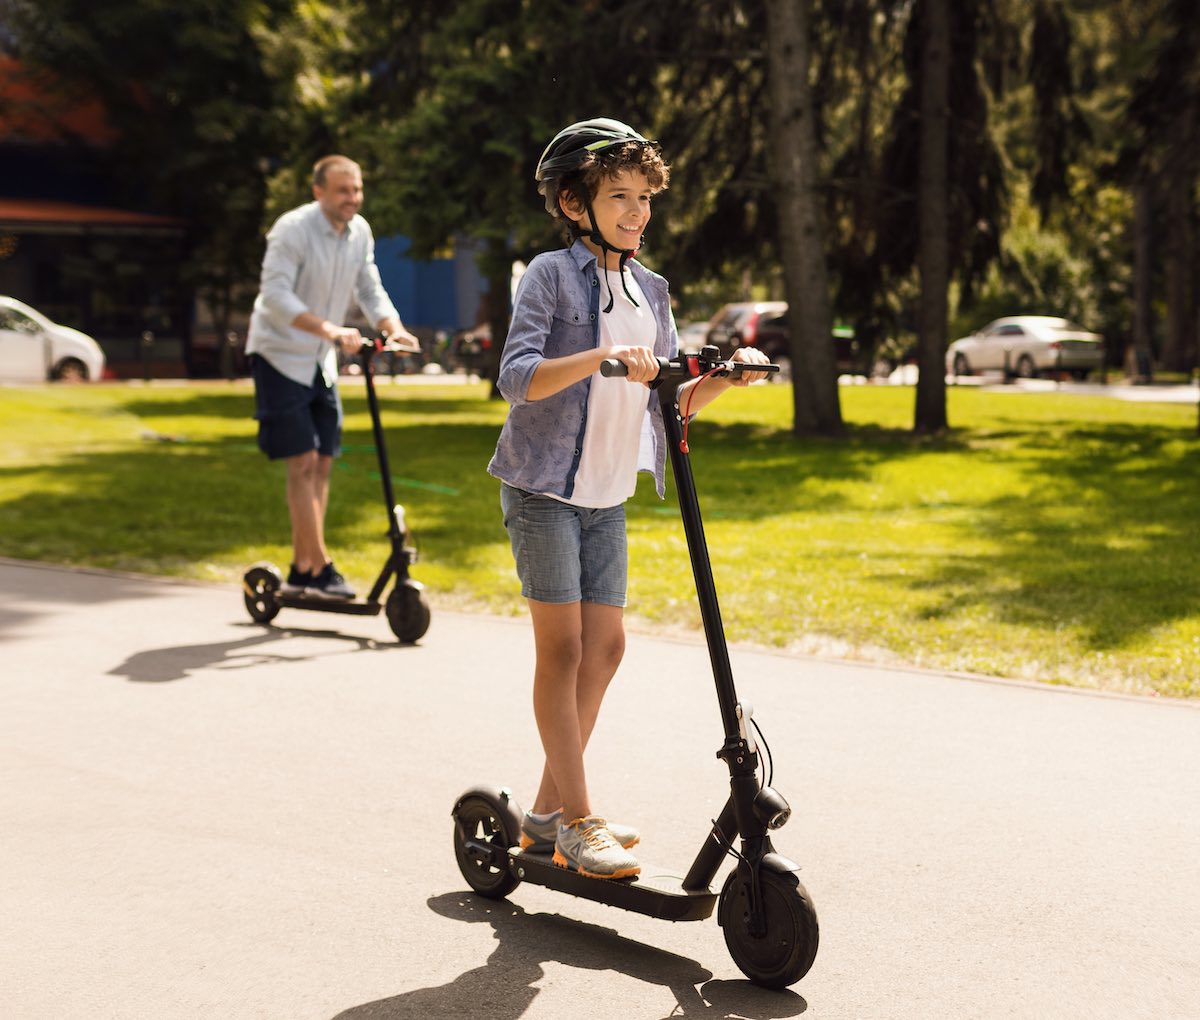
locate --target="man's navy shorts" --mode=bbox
[250,354,342,460]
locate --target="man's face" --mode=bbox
[314,167,364,227]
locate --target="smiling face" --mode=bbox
[561,168,653,269]
[313,165,364,231]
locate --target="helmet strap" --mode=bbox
[579,197,642,313]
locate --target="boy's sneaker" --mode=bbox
[520,809,639,853]
[307,561,355,600]
[552,816,640,880]
[281,564,312,595]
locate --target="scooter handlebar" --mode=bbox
[600,355,779,381]
[358,334,421,357]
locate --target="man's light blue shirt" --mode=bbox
[246,201,398,386]
[488,240,679,501]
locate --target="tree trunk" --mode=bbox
[764,0,843,437]
[1131,180,1155,380]
[914,0,950,433]
[1161,171,1196,373]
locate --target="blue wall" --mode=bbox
[373,235,487,333]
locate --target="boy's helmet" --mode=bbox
[535,118,653,181]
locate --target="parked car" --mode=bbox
[704,301,859,370]
[0,296,106,382]
[704,301,788,359]
[945,315,1104,380]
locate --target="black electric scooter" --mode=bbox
[450,346,818,988]
[241,337,432,644]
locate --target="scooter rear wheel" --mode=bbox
[452,795,520,899]
[243,564,282,624]
[718,867,819,988]
[386,583,431,643]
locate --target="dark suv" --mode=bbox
[704,301,858,369]
[704,302,788,360]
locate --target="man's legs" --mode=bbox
[285,450,334,573]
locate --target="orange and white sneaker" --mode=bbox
[553,816,641,879]
[521,809,639,853]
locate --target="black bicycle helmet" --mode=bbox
[535,118,658,311]
[534,118,653,181]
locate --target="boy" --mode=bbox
[488,119,768,879]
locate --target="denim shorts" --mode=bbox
[499,483,628,606]
[250,354,342,460]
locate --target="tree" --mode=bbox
[764,0,842,435]
[1122,0,1200,374]
[915,0,950,433]
[878,0,1006,431]
[2,0,300,348]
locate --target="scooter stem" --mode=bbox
[658,382,741,737]
[360,342,402,543]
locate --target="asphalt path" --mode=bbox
[2,558,1197,1020]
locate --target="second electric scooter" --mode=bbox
[241,336,432,644]
[451,346,818,989]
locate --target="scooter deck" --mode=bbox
[509,847,717,922]
[277,593,382,616]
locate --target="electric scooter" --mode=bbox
[450,346,818,988]
[241,336,432,644]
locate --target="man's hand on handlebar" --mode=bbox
[381,323,422,354]
[327,325,364,354]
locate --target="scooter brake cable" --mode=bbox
[679,367,724,453]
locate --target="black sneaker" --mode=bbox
[281,564,312,595]
[308,561,355,600]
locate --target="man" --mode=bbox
[246,154,419,599]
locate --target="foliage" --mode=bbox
[0,380,1196,698]
[2,0,299,329]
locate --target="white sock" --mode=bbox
[528,810,559,824]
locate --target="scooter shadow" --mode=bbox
[108,622,407,683]
[330,892,807,1020]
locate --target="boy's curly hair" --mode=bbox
[538,141,670,242]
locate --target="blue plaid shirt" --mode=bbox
[488,240,678,501]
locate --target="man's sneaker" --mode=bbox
[553,816,640,880]
[307,561,355,600]
[520,810,639,853]
[281,564,312,595]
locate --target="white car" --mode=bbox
[0,296,106,382]
[946,315,1105,380]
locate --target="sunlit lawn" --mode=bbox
[1,377,1197,698]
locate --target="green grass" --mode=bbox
[2,378,1197,698]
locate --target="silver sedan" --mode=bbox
[946,316,1105,380]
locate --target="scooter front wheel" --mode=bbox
[718,867,819,988]
[242,564,282,624]
[386,582,431,643]
[452,792,521,899]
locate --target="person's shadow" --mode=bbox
[108,623,397,683]
[331,892,807,1019]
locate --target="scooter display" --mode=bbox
[451,346,818,988]
[241,336,432,644]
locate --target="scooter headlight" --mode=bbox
[753,786,791,830]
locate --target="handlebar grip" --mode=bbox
[599,359,628,377]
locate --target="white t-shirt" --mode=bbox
[560,267,657,508]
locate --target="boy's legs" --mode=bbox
[529,600,625,820]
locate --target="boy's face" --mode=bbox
[561,168,652,262]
